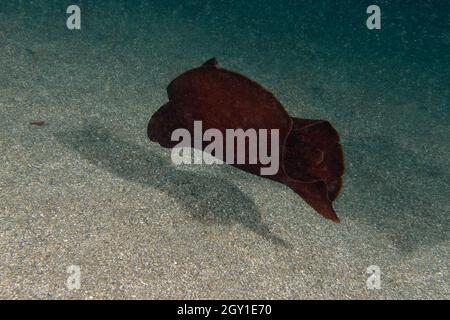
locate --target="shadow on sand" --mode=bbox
[55,122,290,248]
[341,135,447,253]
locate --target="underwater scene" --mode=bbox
[0,0,448,299]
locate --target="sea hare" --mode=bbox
[148,58,344,222]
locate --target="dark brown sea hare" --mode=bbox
[148,58,344,222]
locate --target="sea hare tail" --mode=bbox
[286,179,341,223]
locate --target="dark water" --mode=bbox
[2,1,449,109]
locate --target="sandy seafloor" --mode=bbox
[0,1,448,299]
